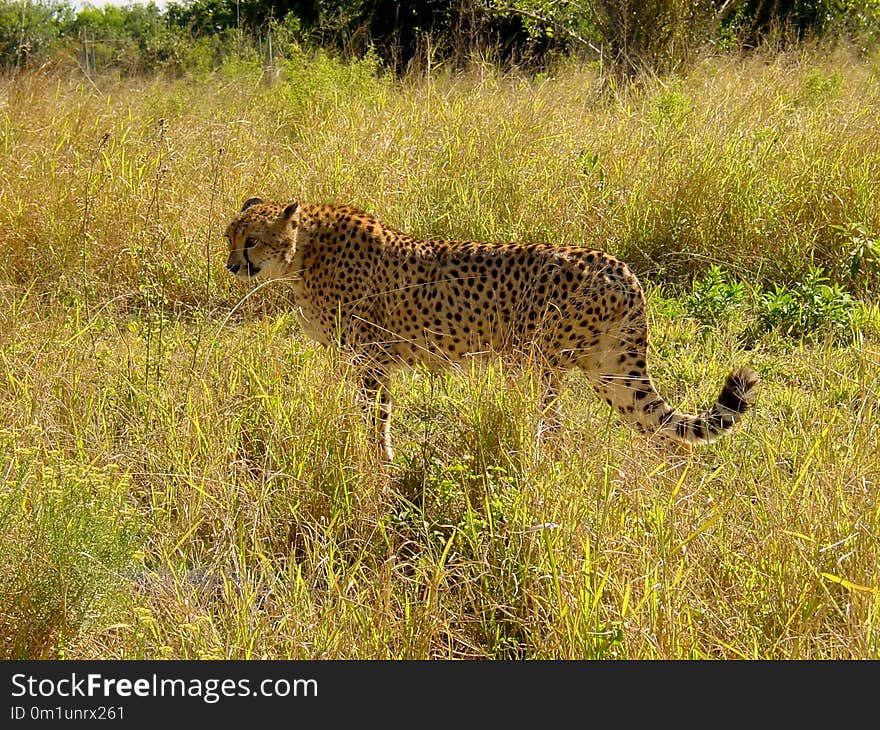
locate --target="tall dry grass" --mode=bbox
[0,47,878,658]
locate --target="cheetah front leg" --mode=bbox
[361,367,394,463]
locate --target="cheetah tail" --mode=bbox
[655,367,759,444]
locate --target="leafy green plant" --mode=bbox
[757,266,859,340]
[831,222,880,284]
[684,265,747,327]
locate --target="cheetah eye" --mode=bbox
[244,237,258,249]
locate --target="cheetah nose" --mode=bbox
[226,261,241,274]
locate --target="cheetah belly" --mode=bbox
[293,299,331,346]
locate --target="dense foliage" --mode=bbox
[2,0,879,74]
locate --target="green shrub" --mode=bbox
[832,221,880,290]
[756,266,859,340]
[684,265,747,327]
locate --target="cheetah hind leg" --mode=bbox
[535,368,565,454]
[360,369,394,464]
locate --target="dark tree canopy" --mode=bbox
[1,0,877,72]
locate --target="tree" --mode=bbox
[0,0,73,66]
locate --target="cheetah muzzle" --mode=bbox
[224,197,758,462]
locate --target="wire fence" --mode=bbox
[69,25,280,76]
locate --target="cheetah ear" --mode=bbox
[282,202,300,220]
[241,197,263,212]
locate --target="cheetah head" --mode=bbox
[224,197,301,281]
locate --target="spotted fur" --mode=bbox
[225,198,758,461]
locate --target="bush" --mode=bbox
[757,266,860,341]
[684,265,747,328]
[685,265,862,342]
[832,222,880,293]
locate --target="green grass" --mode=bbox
[0,47,878,659]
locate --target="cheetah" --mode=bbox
[224,198,758,462]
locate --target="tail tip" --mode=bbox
[722,367,760,414]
